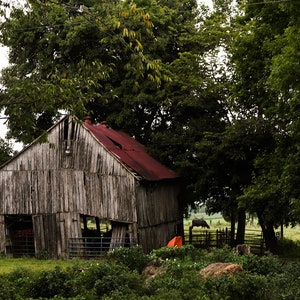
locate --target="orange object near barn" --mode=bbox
[167,236,183,247]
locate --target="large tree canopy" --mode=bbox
[0,0,229,210]
[227,0,300,251]
[4,0,300,253]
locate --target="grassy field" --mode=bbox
[186,212,300,241]
[0,257,85,274]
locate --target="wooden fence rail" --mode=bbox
[184,228,265,255]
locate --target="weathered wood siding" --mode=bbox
[0,116,181,256]
[32,212,81,258]
[0,118,137,222]
[0,215,5,255]
[0,117,138,256]
[136,180,181,252]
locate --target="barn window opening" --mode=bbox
[5,215,35,257]
[80,215,111,237]
[64,116,76,155]
[63,117,76,141]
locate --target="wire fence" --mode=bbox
[7,229,35,257]
[68,237,136,259]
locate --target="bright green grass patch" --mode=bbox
[0,258,87,274]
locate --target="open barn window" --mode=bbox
[63,117,76,141]
[63,116,76,155]
[80,215,111,238]
[5,215,35,257]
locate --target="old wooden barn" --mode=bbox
[0,115,182,258]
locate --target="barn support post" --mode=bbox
[0,215,5,255]
[57,212,81,259]
[95,217,101,235]
[109,221,128,250]
[128,222,138,246]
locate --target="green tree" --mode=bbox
[228,0,300,252]
[0,137,14,164]
[0,0,166,144]
[0,0,229,212]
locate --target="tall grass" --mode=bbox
[0,258,85,274]
[1,246,300,299]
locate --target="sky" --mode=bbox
[0,0,213,150]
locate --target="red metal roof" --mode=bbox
[85,122,178,181]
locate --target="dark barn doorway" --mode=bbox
[5,215,35,257]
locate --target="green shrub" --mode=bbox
[107,246,150,273]
[35,249,49,260]
[0,275,18,300]
[74,261,146,298]
[281,261,300,278]
[72,261,114,292]
[94,268,144,298]
[150,244,197,260]
[4,267,36,298]
[147,268,210,300]
[203,246,240,264]
[0,247,298,299]
[204,272,279,300]
[241,254,282,275]
[29,266,76,298]
[277,238,300,258]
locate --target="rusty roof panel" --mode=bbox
[85,123,178,181]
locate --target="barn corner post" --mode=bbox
[128,222,138,246]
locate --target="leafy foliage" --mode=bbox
[107,245,151,273]
[226,0,300,251]
[0,247,300,299]
[0,0,229,213]
[0,138,13,164]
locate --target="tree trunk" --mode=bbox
[257,212,277,254]
[230,210,236,247]
[235,208,246,245]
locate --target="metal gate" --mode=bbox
[68,237,136,259]
[10,229,35,257]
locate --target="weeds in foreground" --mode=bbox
[0,245,300,299]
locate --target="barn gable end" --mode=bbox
[0,116,182,257]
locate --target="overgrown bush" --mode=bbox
[241,254,282,275]
[0,275,18,300]
[1,247,300,299]
[94,267,144,298]
[107,245,150,273]
[150,244,199,260]
[4,267,36,298]
[277,238,300,258]
[204,272,279,300]
[29,266,76,298]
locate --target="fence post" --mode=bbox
[189,226,193,244]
